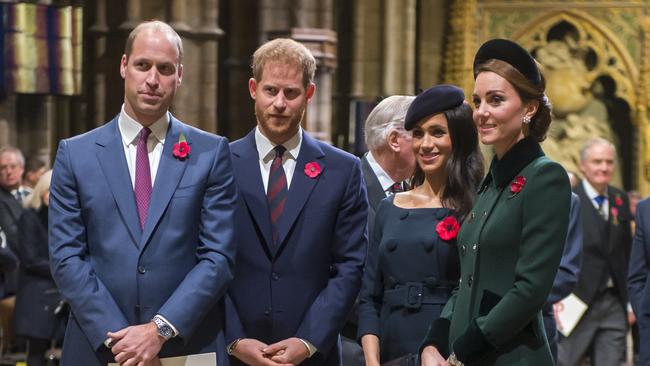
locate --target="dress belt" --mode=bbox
[383,282,454,310]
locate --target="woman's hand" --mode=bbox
[421,345,450,366]
[360,334,381,366]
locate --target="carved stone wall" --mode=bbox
[446,0,650,193]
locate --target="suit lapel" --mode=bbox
[141,115,189,247]
[276,133,324,247]
[361,154,386,212]
[95,117,142,247]
[231,131,274,251]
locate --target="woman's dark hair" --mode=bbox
[475,59,552,142]
[411,103,484,219]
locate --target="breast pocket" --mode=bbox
[172,182,202,199]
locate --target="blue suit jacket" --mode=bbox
[628,197,650,366]
[49,115,237,366]
[226,130,368,366]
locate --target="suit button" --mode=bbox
[468,275,473,287]
[272,273,280,281]
[472,243,478,251]
[460,245,466,256]
[264,307,271,316]
[137,266,146,274]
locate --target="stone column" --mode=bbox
[89,0,109,126]
[382,0,416,95]
[119,0,142,30]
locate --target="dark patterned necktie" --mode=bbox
[267,145,288,245]
[388,182,404,194]
[135,128,152,229]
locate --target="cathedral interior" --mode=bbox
[2,0,650,194]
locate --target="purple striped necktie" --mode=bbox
[135,127,152,229]
[267,145,288,246]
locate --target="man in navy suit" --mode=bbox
[629,197,650,366]
[49,21,237,366]
[226,38,368,366]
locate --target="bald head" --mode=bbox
[124,21,183,64]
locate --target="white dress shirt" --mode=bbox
[582,179,609,220]
[255,126,302,193]
[118,105,169,189]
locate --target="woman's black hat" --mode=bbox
[404,84,465,130]
[473,38,542,87]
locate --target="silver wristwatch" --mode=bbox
[152,315,174,341]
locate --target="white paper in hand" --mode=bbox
[554,293,588,337]
[108,352,216,366]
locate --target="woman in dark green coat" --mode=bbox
[420,39,571,366]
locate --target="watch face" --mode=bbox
[159,324,173,338]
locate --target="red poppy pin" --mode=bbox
[173,133,190,160]
[509,176,526,198]
[615,195,623,207]
[436,216,460,241]
[304,161,321,178]
[611,206,619,226]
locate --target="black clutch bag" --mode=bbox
[382,353,419,366]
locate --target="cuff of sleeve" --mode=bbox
[452,319,494,363]
[155,314,180,337]
[299,338,318,358]
[419,318,450,358]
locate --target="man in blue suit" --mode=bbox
[629,197,650,366]
[226,38,368,366]
[49,21,237,366]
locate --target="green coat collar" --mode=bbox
[480,137,544,190]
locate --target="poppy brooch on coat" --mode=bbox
[436,216,460,241]
[173,133,190,160]
[304,161,321,178]
[509,175,526,198]
[612,194,623,225]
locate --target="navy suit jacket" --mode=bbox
[49,115,238,366]
[226,130,368,366]
[628,197,650,365]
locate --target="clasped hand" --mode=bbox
[233,337,310,366]
[108,322,165,366]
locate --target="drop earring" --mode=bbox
[522,115,531,137]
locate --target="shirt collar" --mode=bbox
[118,104,169,146]
[582,179,607,201]
[254,126,302,162]
[366,151,398,192]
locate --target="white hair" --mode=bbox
[364,95,415,151]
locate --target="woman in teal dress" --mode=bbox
[420,40,572,366]
[357,85,484,366]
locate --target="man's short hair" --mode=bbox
[364,96,415,151]
[0,146,25,167]
[124,20,184,64]
[251,38,316,88]
[580,138,616,162]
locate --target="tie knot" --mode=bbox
[389,182,404,193]
[139,127,152,142]
[594,195,607,206]
[273,145,286,158]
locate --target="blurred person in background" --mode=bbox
[14,170,63,366]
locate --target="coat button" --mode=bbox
[264,307,271,316]
[460,245,467,256]
[138,266,146,274]
[468,275,473,287]
[472,243,478,251]
[272,273,280,281]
